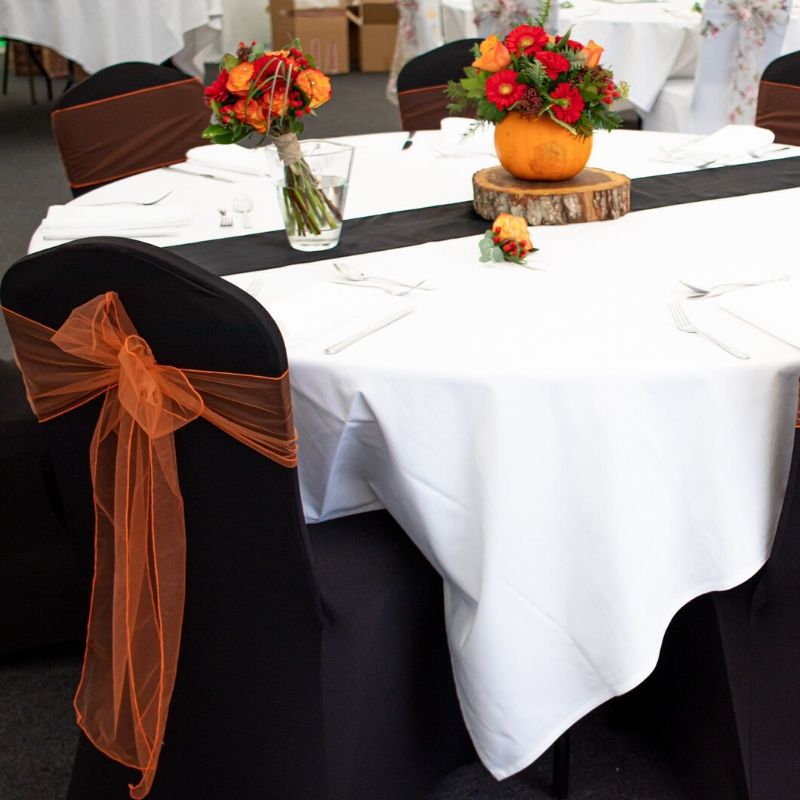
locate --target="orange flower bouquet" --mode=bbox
[202,41,343,242]
[446,0,628,136]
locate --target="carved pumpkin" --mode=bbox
[494,112,592,181]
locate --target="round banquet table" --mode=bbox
[26,129,800,783]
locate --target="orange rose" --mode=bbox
[226,61,255,96]
[581,40,603,68]
[233,97,268,133]
[472,35,511,73]
[263,84,289,116]
[295,68,332,109]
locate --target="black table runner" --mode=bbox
[168,155,800,277]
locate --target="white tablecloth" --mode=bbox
[0,0,223,76]
[26,129,800,780]
[441,0,800,113]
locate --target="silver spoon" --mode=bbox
[333,262,432,291]
[232,193,254,228]
[681,274,789,299]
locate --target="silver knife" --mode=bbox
[324,308,413,355]
[165,164,239,182]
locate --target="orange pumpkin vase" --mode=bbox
[494,112,593,181]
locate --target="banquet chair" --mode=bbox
[0,358,84,655]
[756,50,800,145]
[50,62,209,197]
[641,0,791,133]
[474,0,559,39]
[0,239,474,800]
[397,38,482,130]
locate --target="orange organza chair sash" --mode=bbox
[2,293,297,799]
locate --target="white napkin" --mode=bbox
[436,118,495,157]
[72,173,173,207]
[185,144,269,176]
[41,204,191,241]
[718,283,800,348]
[266,283,411,348]
[665,125,775,164]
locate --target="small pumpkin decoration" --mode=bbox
[494,112,593,182]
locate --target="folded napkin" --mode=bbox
[267,283,411,348]
[718,282,800,348]
[185,144,269,176]
[665,125,775,164]
[437,118,495,156]
[41,204,191,241]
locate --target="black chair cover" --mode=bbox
[756,50,800,146]
[51,62,209,196]
[1,239,473,799]
[0,359,84,655]
[397,40,481,131]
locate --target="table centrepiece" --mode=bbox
[448,0,632,223]
[202,40,353,251]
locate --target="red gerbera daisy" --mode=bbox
[535,51,570,80]
[504,25,548,56]
[555,35,584,50]
[549,82,585,124]
[485,70,525,110]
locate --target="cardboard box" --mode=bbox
[270,1,351,74]
[348,0,398,72]
[12,43,70,78]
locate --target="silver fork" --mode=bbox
[218,208,233,227]
[668,300,749,359]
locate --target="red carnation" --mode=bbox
[485,69,525,110]
[549,82,585,124]
[203,69,229,105]
[535,51,570,80]
[504,25,548,56]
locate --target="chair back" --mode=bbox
[1,239,329,798]
[51,63,209,196]
[397,39,482,130]
[691,0,791,132]
[474,0,559,39]
[756,50,800,144]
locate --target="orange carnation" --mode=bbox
[295,68,332,109]
[472,35,511,72]
[226,61,255,96]
[581,40,604,68]
[493,213,532,251]
[233,97,267,132]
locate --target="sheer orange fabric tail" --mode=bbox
[3,294,297,798]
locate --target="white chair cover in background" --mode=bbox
[642,0,791,133]
[473,0,558,38]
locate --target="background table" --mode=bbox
[26,129,800,784]
[0,0,223,76]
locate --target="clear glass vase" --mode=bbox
[266,138,354,252]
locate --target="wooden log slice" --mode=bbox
[473,166,631,225]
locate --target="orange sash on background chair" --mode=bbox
[3,293,297,799]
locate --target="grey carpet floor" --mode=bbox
[1,67,692,800]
